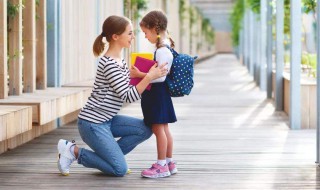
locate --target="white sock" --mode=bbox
[157,160,166,166]
[166,157,173,164]
[70,145,76,159]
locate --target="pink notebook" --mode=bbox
[130,56,156,90]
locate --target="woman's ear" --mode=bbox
[112,34,119,41]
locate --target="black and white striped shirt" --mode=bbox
[78,56,141,123]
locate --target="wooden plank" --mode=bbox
[301,85,310,129]
[0,107,60,153]
[283,74,317,129]
[62,79,94,87]
[8,0,23,95]
[22,0,36,93]
[310,85,317,129]
[0,0,7,99]
[36,0,47,89]
[0,106,32,139]
[0,105,32,152]
[0,114,7,141]
[60,1,97,85]
[7,129,32,151]
[31,121,57,139]
[0,140,6,154]
[284,77,290,115]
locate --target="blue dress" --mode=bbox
[141,81,177,127]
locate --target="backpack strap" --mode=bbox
[154,45,179,61]
[165,45,179,58]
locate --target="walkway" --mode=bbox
[0,54,316,189]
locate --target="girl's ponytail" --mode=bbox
[155,24,162,49]
[156,35,161,49]
[93,34,105,57]
[167,30,175,48]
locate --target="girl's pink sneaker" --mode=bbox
[141,163,171,178]
[168,161,178,174]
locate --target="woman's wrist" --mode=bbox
[139,72,147,78]
[144,72,152,81]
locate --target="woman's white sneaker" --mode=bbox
[57,139,76,176]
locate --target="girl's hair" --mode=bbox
[93,15,131,57]
[139,10,175,49]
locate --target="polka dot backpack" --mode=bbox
[156,46,197,97]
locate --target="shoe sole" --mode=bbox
[141,171,171,178]
[57,140,69,176]
[170,168,178,175]
[57,153,69,176]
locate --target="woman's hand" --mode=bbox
[130,66,142,78]
[146,63,168,80]
[135,62,168,94]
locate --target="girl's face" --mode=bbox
[117,23,135,48]
[140,26,157,44]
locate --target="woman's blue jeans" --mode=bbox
[77,115,152,176]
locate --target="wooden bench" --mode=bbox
[0,87,92,154]
[0,87,91,125]
[0,106,33,153]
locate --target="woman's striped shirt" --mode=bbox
[78,56,141,123]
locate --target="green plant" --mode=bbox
[7,1,24,59]
[230,0,244,46]
[302,0,316,13]
[7,1,25,76]
[301,52,317,77]
[281,0,316,38]
[284,0,290,35]
[246,0,260,14]
[35,0,40,20]
[206,28,215,44]
[201,18,214,45]
[124,0,148,20]
[179,0,187,21]
[189,7,196,30]
[7,1,22,19]
[133,0,148,19]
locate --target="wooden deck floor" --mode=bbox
[0,54,317,189]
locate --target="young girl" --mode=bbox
[137,10,178,178]
[57,15,167,177]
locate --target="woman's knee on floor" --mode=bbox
[113,164,128,177]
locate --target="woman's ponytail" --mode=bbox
[92,34,105,57]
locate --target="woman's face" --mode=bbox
[117,23,135,48]
[140,26,157,44]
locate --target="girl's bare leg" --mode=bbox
[164,124,173,158]
[152,124,167,160]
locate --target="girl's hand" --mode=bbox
[130,66,142,78]
[147,63,168,80]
